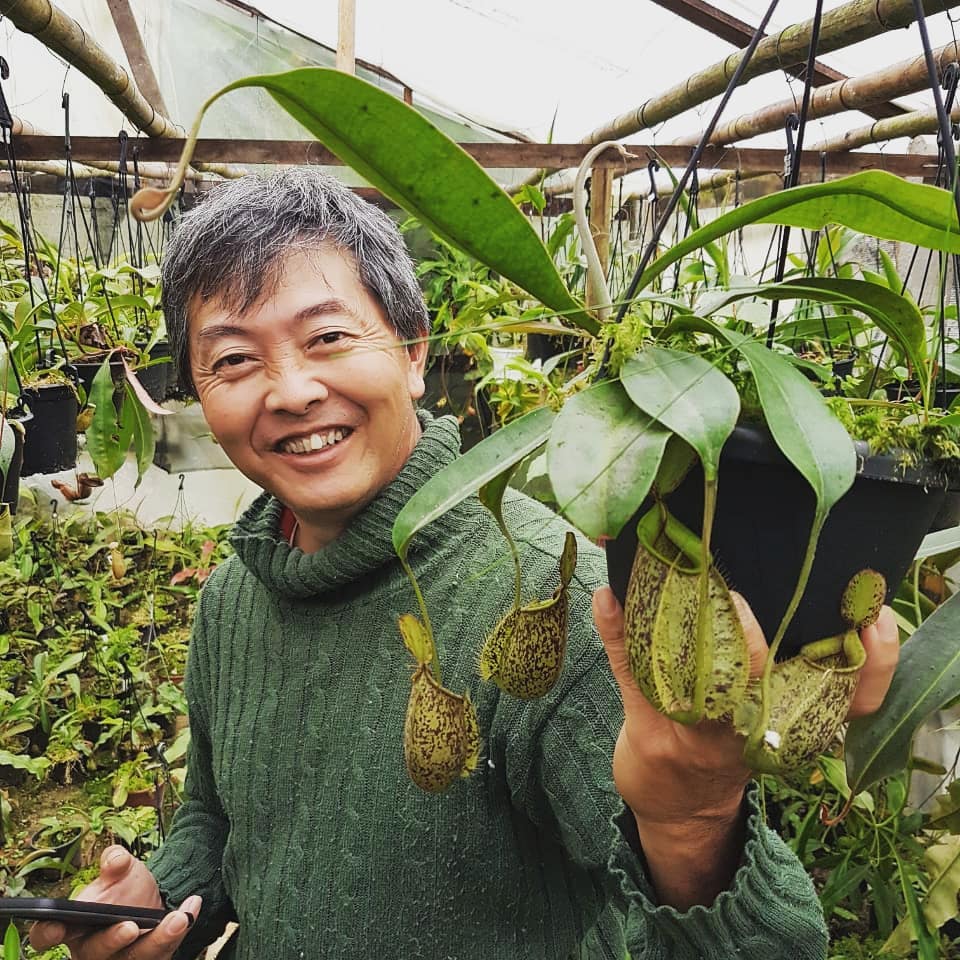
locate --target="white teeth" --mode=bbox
[280,429,350,454]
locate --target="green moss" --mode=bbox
[826,398,960,464]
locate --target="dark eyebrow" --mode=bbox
[196,299,351,343]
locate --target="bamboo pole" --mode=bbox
[0,0,243,180]
[337,0,356,74]
[517,0,959,188]
[673,40,960,146]
[814,101,960,152]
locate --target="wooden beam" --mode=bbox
[8,136,942,179]
[648,0,907,121]
[105,0,168,116]
[336,0,356,74]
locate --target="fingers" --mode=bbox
[51,895,201,960]
[848,605,900,719]
[729,592,768,678]
[29,920,66,951]
[91,844,137,890]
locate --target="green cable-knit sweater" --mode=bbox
[148,413,828,960]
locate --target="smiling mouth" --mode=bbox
[276,427,354,455]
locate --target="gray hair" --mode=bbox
[161,167,430,393]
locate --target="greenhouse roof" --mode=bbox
[1,0,958,195]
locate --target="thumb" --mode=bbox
[95,844,136,887]
[593,586,654,716]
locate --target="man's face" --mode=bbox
[189,247,427,544]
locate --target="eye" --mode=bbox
[311,331,345,347]
[212,353,251,372]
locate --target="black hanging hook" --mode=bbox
[646,158,660,203]
[62,92,71,157]
[117,129,129,180]
[783,113,801,184]
[0,56,13,135]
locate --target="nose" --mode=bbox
[262,361,330,415]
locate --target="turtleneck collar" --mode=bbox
[229,411,464,600]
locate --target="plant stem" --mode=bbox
[693,475,717,718]
[494,514,524,611]
[748,513,826,753]
[400,555,442,682]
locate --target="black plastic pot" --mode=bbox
[1,406,30,514]
[605,424,957,658]
[72,352,127,414]
[527,332,581,365]
[885,380,960,409]
[133,341,172,403]
[21,381,78,475]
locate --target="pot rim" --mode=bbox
[725,422,960,490]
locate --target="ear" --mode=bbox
[406,333,429,402]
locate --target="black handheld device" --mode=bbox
[0,898,171,930]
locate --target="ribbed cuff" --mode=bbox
[609,784,828,960]
[148,838,234,959]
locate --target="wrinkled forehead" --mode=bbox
[185,242,362,328]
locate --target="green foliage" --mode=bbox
[0,507,232,902]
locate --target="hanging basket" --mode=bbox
[21,381,78,476]
[605,424,957,659]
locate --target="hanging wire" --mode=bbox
[764,0,825,347]
[612,0,784,331]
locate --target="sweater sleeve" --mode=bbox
[147,588,236,959]
[509,582,829,960]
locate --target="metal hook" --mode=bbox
[647,158,660,203]
[117,129,129,182]
[783,113,800,183]
[62,92,71,156]
[0,57,13,135]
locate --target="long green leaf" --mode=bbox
[698,278,927,377]
[85,361,133,480]
[619,345,739,481]
[674,320,857,515]
[547,381,671,539]
[885,837,960,954]
[3,921,18,960]
[392,406,555,558]
[639,172,960,292]
[211,70,594,334]
[846,590,960,794]
[126,384,155,487]
[896,856,940,960]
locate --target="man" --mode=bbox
[32,168,899,959]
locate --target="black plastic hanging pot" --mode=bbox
[885,380,960,409]
[21,381,78,475]
[72,352,127,414]
[605,424,957,659]
[132,340,172,403]
[1,405,31,514]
